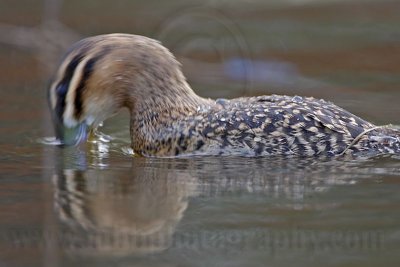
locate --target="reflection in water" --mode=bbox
[51,137,400,256]
[53,162,197,255]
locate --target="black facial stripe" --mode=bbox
[55,53,86,122]
[73,56,98,120]
[74,48,110,120]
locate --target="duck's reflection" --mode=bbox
[52,159,197,254]
[52,149,395,256]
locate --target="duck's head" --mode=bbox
[47,33,197,146]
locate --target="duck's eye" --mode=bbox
[56,83,68,98]
[54,82,69,123]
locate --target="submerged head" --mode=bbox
[47,33,190,145]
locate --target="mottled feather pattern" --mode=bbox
[195,95,369,156]
[134,95,400,157]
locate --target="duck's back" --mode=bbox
[185,95,400,157]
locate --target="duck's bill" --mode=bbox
[55,123,88,146]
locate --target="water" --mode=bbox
[2,139,400,266]
[1,0,400,266]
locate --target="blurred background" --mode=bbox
[1,0,400,125]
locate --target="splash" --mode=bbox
[38,136,64,146]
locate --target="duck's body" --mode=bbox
[47,34,400,157]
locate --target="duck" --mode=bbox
[47,33,400,157]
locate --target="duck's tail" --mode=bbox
[366,125,400,155]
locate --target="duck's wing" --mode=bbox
[260,95,374,136]
[198,95,375,155]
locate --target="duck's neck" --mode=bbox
[127,78,214,155]
[135,83,209,116]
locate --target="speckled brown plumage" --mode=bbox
[47,33,400,157]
